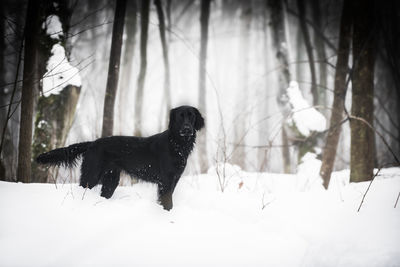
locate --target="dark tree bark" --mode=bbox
[319,0,352,189]
[166,0,172,36]
[197,0,211,173]
[154,0,172,126]
[17,0,41,183]
[0,2,4,94]
[30,0,80,183]
[134,0,150,136]
[268,0,291,173]
[32,86,81,182]
[380,0,400,150]
[310,0,327,109]
[102,0,127,137]
[0,2,24,181]
[350,0,376,183]
[0,2,7,180]
[296,0,318,106]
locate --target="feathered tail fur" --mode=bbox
[36,142,92,167]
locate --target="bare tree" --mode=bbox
[267,0,291,173]
[0,3,5,180]
[319,0,352,189]
[296,0,318,106]
[32,85,81,182]
[310,0,327,109]
[231,0,252,169]
[154,0,172,127]
[134,0,150,136]
[102,0,127,137]
[166,0,172,40]
[0,3,4,97]
[197,0,211,173]
[350,0,376,182]
[0,2,25,181]
[17,0,41,183]
[380,0,400,149]
[30,0,82,183]
[118,0,137,133]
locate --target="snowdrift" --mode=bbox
[1,166,399,267]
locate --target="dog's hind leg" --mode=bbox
[100,168,121,199]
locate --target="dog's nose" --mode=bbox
[180,125,193,136]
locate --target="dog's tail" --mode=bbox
[36,142,92,167]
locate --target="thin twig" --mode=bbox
[48,166,58,189]
[82,185,88,200]
[357,167,382,212]
[394,192,400,208]
[0,20,25,157]
[349,115,400,165]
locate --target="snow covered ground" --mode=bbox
[1,166,399,267]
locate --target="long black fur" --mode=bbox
[36,142,91,167]
[36,106,205,210]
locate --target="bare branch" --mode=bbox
[357,167,381,212]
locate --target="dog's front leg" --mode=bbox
[158,189,173,211]
[158,184,173,211]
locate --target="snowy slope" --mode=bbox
[0,167,399,267]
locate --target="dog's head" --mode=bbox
[169,106,205,137]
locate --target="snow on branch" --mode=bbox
[41,15,81,97]
[42,44,82,97]
[286,81,326,136]
[43,15,63,40]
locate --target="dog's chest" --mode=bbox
[173,153,187,171]
[169,142,189,171]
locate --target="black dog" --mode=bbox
[36,106,204,210]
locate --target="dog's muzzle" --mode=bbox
[179,125,193,136]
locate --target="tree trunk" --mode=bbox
[319,0,352,189]
[0,2,4,94]
[118,0,137,133]
[1,3,24,182]
[380,0,400,154]
[296,0,318,106]
[102,0,127,138]
[231,0,251,169]
[350,0,376,183]
[0,3,7,180]
[197,0,211,173]
[154,0,172,128]
[310,0,328,111]
[134,0,150,136]
[17,0,41,183]
[268,0,292,173]
[166,0,172,40]
[32,85,81,182]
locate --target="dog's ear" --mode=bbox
[168,108,177,129]
[193,108,205,131]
